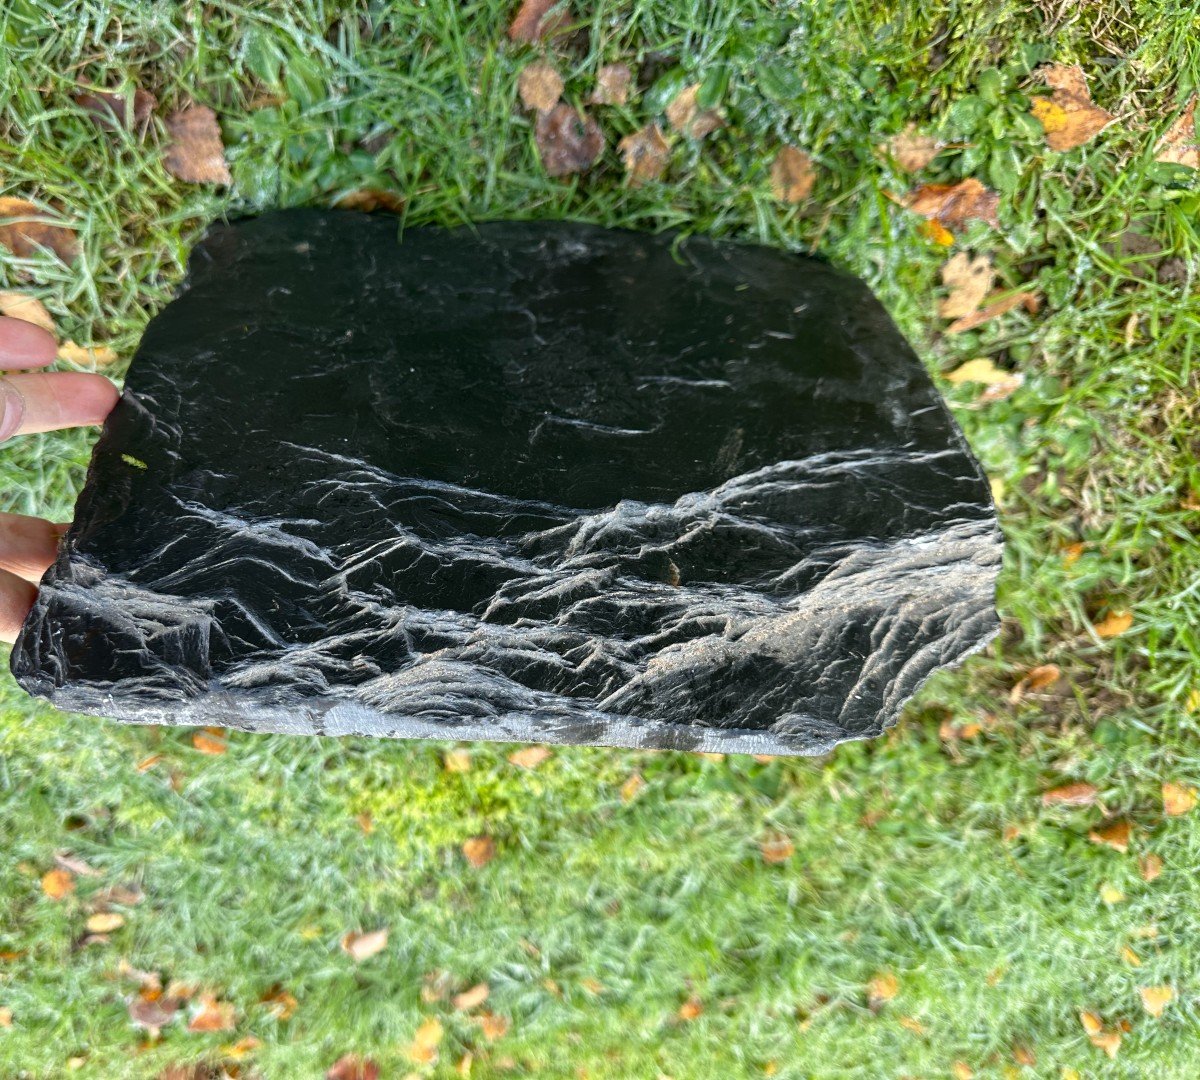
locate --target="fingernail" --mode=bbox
[0,379,25,442]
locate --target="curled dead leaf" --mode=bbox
[0,197,79,262]
[1031,64,1114,151]
[1156,97,1199,169]
[1009,664,1061,703]
[187,994,235,1033]
[535,104,604,177]
[905,178,999,229]
[341,927,389,962]
[1088,820,1132,853]
[0,291,55,334]
[666,85,723,139]
[1040,782,1097,808]
[938,253,994,319]
[463,835,496,867]
[884,124,941,173]
[1092,610,1133,638]
[770,146,815,204]
[591,63,633,106]
[518,63,563,113]
[944,291,1034,336]
[58,341,119,367]
[1162,781,1197,817]
[164,106,231,185]
[618,123,670,186]
[507,0,569,42]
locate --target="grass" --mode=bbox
[2,0,1200,1075]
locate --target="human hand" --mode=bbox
[1,315,119,642]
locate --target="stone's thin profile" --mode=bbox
[12,213,1002,755]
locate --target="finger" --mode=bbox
[0,371,118,441]
[0,566,37,643]
[0,315,58,369]
[0,512,67,583]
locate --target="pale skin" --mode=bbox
[0,315,119,642]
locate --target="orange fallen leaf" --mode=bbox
[535,104,604,177]
[1121,945,1141,967]
[1163,781,1197,816]
[326,1053,380,1080]
[86,912,125,933]
[334,189,405,214]
[444,748,472,772]
[1088,820,1132,853]
[1092,610,1133,638]
[1091,1029,1121,1058]
[192,728,227,755]
[770,146,815,204]
[507,0,569,42]
[1139,853,1163,881]
[452,983,490,1011]
[0,197,79,262]
[129,994,179,1031]
[899,1016,926,1036]
[164,105,231,185]
[678,997,703,1020]
[262,986,298,1020]
[919,218,955,246]
[1156,96,1199,169]
[1009,663,1061,703]
[944,291,1034,335]
[0,291,55,334]
[1012,1044,1036,1067]
[73,84,156,132]
[867,971,899,1008]
[41,868,75,900]
[905,178,999,229]
[1139,985,1174,1017]
[224,1035,261,1058]
[0,1007,10,1028]
[951,1063,973,1080]
[620,772,645,802]
[58,341,119,366]
[1041,782,1098,807]
[517,62,563,113]
[759,833,794,864]
[407,1016,444,1064]
[463,835,496,868]
[591,63,633,106]
[666,84,723,139]
[618,123,670,186]
[187,994,235,1033]
[580,977,604,995]
[944,358,1023,401]
[478,1010,510,1040]
[884,124,941,172]
[341,928,389,962]
[938,252,994,319]
[1030,64,1114,151]
[508,745,552,769]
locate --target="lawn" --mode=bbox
[2,0,1200,1076]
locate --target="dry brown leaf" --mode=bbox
[73,84,156,132]
[1012,1045,1036,1067]
[164,106,232,185]
[422,970,453,1004]
[187,994,235,1033]
[507,0,569,42]
[620,772,645,803]
[1092,610,1132,638]
[518,63,564,113]
[452,983,490,1011]
[407,1016,444,1064]
[0,197,79,262]
[1041,782,1098,807]
[770,146,815,204]
[128,994,179,1031]
[341,928,388,962]
[905,178,999,229]
[261,986,298,1020]
[1090,1029,1121,1059]
[118,959,161,991]
[192,728,227,755]
[326,1055,380,1080]
[938,253,994,319]
[678,997,703,1021]
[41,868,75,900]
[951,1064,973,1080]
[618,123,670,185]
[463,835,496,868]
[1162,781,1197,816]
[1089,820,1132,853]
[944,292,1033,335]
[508,745,552,769]
[899,1016,925,1036]
[759,833,794,864]
[666,85,723,139]
[1030,65,1114,151]
[86,912,125,933]
[478,1011,510,1040]
[334,189,405,214]
[1009,664,1061,703]
[1156,97,1199,169]
[444,748,472,773]
[58,340,120,367]
[884,124,941,172]
[535,104,604,177]
[1139,985,1174,1017]
[591,63,633,106]
[1139,853,1163,881]
[0,291,55,334]
[867,971,899,1008]
[0,1007,10,1028]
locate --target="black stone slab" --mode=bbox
[12,212,1001,754]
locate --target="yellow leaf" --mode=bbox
[1030,65,1114,151]
[507,746,552,769]
[58,341,118,366]
[85,912,125,933]
[939,252,994,319]
[1139,985,1174,1017]
[919,219,955,246]
[1100,884,1125,904]
[1092,610,1133,638]
[1062,1069,1081,1080]
[867,971,899,1007]
[41,868,75,900]
[1164,781,1197,816]
[952,1063,973,1080]
[452,983,490,1011]
[1012,1045,1036,1067]
[0,1007,11,1028]
[1079,1011,1103,1036]
[340,927,389,962]
[1121,946,1141,967]
[899,1016,925,1036]
[0,291,55,333]
[944,359,1022,401]
[444,748,472,773]
[1091,1030,1121,1059]
[408,1016,444,1063]
[620,773,645,803]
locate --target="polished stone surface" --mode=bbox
[12,212,1001,754]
